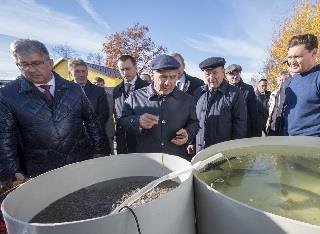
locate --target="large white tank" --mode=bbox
[192,136,320,234]
[2,153,195,234]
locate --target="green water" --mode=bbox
[197,145,320,226]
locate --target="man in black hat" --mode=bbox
[119,54,199,159]
[188,57,247,153]
[225,64,259,137]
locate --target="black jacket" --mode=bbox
[255,90,271,135]
[182,73,205,96]
[83,81,110,154]
[113,76,149,154]
[194,80,247,153]
[235,80,259,137]
[119,85,199,159]
[0,73,106,181]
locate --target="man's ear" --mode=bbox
[312,48,318,58]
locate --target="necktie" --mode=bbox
[124,83,132,98]
[40,85,53,104]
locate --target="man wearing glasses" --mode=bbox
[188,57,247,154]
[0,39,107,191]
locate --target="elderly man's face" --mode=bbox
[117,59,137,82]
[287,44,318,74]
[16,53,53,84]
[70,65,88,85]
[225,71,241,86]
[152,69,179,96]
[203,66,225,90]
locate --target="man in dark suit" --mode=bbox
[255,78,271,136]
[225,64,260,137]
[114,55,149,154]
[0,39,107,191]
[171,52,204,96]
[69,58,111,155]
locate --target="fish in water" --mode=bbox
[266,183,320,210]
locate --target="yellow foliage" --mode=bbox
[266,0,320,90]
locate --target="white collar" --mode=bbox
[124,75,137,85]
[34,73,55,87]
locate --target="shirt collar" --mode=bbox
[124,75,137,85]
[177,73,186,84]
[33,73,55,87]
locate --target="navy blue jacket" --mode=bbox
[182,73,205,96]
[83,81,111,154]
[194,80,247,153]
[235,79,259,137]
[255,90,271,135]
[119,85,199,158]
[0,73,106,181]
[113,76,149,154]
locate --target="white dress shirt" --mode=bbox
[34,73,55,96]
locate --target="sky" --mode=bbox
[0,0,296,82]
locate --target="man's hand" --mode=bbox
[11,173,27,187]
[139,113,159,129]
[171,129,188,146]
[187,144,195,155]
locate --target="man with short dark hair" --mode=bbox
[255,78,271,136]
[0,39,107,190]
[171,52,204,96]
[189,57,247,153]
[69,58,111,155]
[114,55,149,154]
[282,34,320,136]
[225,64,259,137]
[119,54,199,159]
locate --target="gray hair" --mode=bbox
[10,39,50,61]
[171,52,185,66]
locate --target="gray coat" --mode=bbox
[119,85,199,158]
[194,80,247,153]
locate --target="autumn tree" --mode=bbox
[51,44,78,60]
[265,0,320,90]
[102,23,167,73]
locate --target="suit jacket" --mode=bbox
[182,73,204,96]
[0,72,107,180]
[83,81,111,154]
[113,76,149,154]
[119,85,199,159]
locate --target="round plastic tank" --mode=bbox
[192,136,320,234]
[1,153,195,234]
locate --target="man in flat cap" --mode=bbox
[225,64,259,137]
[188,57,247,153]
[119,54,199,159]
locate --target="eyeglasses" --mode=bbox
[16,60,48,70]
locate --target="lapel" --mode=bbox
[52,72,71,106]
[182,73,191,92]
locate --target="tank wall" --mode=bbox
[193,136,320,234]
[2,154,195,234]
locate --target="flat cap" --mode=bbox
[225,64,242,74]
[150,54,180,71]
[199,57,226,70]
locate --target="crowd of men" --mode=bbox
[0,33,319,193]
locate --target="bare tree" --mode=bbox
[51,44,78,60]
[86,52,104,65]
